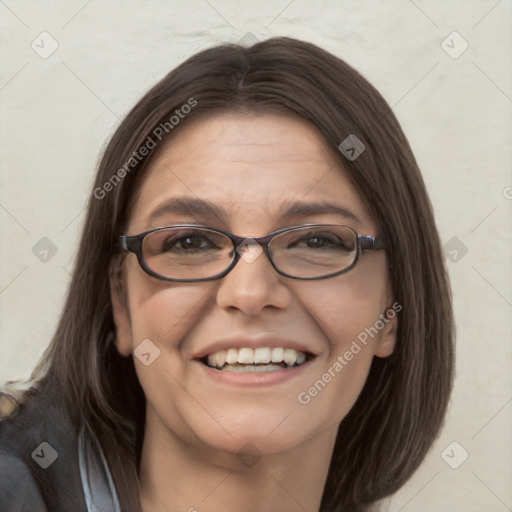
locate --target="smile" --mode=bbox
[202,347,312,372]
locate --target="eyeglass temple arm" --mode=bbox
[359,235,386,251]
[118,235,143,253]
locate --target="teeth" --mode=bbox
[283,348,297,366]
[223,364,284,372]
[226,348,238,364]
[271,347,284,363]
[205,347,309,370]
[211,349,226,368]
[238,347,254,364]
[254,347,271,364]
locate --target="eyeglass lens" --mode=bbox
[142,226,358,280]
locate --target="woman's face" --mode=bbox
[111,112,397,456]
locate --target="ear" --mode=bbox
[109,255,133,357]
[374,303,399,358]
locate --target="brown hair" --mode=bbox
[24,37,454,511]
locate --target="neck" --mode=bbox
[138,407,338,512]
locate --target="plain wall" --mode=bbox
[1,1,511,510]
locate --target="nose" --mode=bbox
[215,242,292,316]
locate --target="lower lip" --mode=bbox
[194,360,314,387]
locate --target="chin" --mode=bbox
[186,406,330,459]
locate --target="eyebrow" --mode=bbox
[145,196,361,229]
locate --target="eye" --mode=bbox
[161,232,218,253]
[291,231,354,252]
[303,233,342,249]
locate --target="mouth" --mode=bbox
[198,347,314,373]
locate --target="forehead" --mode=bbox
[128,112,373,233]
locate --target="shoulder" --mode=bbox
[0,385,88,512]
[0,449,49,511]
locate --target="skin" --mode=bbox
[110,112,397,512]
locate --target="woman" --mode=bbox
[0,37,454,512]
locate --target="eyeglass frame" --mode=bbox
[117,223,387,282]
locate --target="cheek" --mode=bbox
[126,266,214,345]
[294,278,386,426]
[300,354,374,432]
[124,274,221,441]
[302,261,389,355]
[293,260,390,422]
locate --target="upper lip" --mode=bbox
[192,334,319,360]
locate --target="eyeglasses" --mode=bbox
[118,224,386,282]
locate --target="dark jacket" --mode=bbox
[0,388,88,512]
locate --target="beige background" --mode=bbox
[1,1,511,510]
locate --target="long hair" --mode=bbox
[21,37,454,511]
